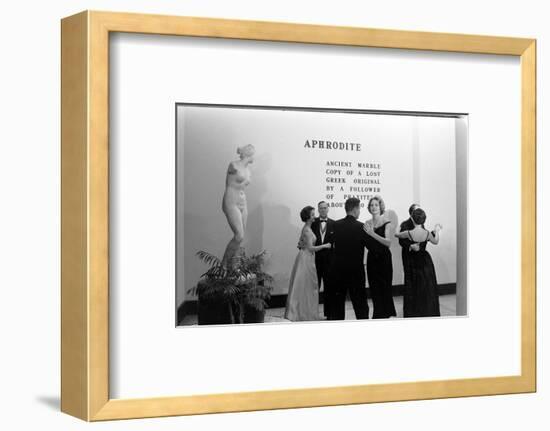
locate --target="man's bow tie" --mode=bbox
[320,219,328,222]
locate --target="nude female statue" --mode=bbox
[221,144,255,266]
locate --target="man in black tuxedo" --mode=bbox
[311,201,336,318]
[398,203,419,317]
[329,197,371,320]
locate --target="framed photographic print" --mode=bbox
[175,104,466,325]
[61,10,536,421]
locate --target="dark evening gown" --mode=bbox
[405,230,441,317]
[366,221,397,318]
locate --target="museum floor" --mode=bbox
[179,294,457,325]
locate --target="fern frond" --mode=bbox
[196,250,223,268]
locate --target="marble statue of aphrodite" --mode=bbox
[221,144,255,267]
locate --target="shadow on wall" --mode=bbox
[246,205,264,256]
[257,203,298,295]
[245,150,271,255]
[238,149,304,295]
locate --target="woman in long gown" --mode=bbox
[395,208,442,317]
[363,196,397,318]
[285,206,331,321]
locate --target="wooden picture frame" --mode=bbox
[61,10,536,421]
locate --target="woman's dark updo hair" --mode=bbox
[300,206,315,222]
[411,208,427,225]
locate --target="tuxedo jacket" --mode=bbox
[330,215,370,285]
[311,217,335,266]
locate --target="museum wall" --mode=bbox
[177,107,459,303]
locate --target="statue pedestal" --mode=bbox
[221,245,246,268]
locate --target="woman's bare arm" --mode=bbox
[365,222,392,248]
[427,224,442,244]
[303,230,330,252]
[395,230,410,239]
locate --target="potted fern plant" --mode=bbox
[193,250,273,325]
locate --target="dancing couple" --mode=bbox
[397,204,443,317]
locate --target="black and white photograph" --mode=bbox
[2,0,545,428]
[176,104,467,325]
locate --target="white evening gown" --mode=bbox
[284,227,320,321]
